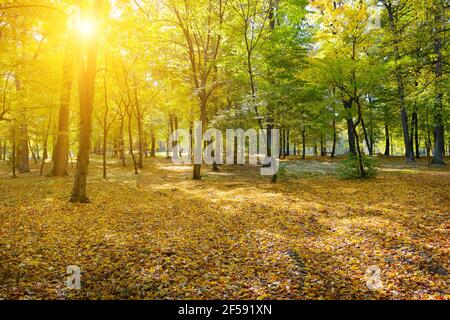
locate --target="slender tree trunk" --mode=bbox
[301,129,306,160]
[384,124,390,156]
[331,117,337,158]
[30,140,37,164]
[263,114,274,167]
[169,114,175,152]
[11,126,16,178]
[143,138,148,158]
[401,107,414,161]
[431,4,445,165]
[150,127,156,157]
[361,118,373,155]
[165,120,170,159]
[134,78,144,169]
[385,3,414,162]
[189,122,194,161]
[50,35,74,177]
[353,127,366,178]
[412,111,420,159]
[36,143,40,160]
[102,59,109,179]
[40,114,51,176]
[286,130,290,156]
[193,95,207,180]
[343,99,356,155]
[70,0,102,203]
[102,129,107,179]
[126,106,138,175]
[18,122,30,173]
[119,115,126,167]
[320,134,327,157]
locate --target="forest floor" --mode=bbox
[0,156,449,300]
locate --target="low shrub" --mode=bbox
[337,154,378,179]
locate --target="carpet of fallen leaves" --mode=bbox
[0,156,448,300]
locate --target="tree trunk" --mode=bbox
[102,128,107,179]
[30,140,37,164]
[11,126,16,178]
[353,127,366,178]
[134,78,144,169]
[343,99,356,155]
[169,113,175,152]
[127,107,138,175]
[385,3,414,162]
[165,120,170,159]
[301,129,306,160]
[40,114,52,176]
[384,124,390,156]
[320,135,327,157]
[361,118,373,155]
[35,143,40,160]
[50,36,74,177]
[189,122,194,161]
[70,0,102,203]
[150,127,156,157]
[119,115,126,167]
[412,111,420,159]
[331,117,337,158]
[193,95,207,180]
[144,138,148,158]
[431,4,445,165]
[102,58,109,179]
[18,122,30,173]
[401,106,414,162]
[286,130,290,156]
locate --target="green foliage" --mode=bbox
[270,163,288,183]
[337,154,378,180]
[277,163,289,179]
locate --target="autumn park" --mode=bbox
[0,0,449,303]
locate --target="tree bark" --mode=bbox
[431,3,445,165]
[343,99,356,155]
[193,95,207,180]
[331,117,337,158]
[150,127,156,157]
[286,129,290,156]
[40,114,52,176]
[126,105,138,175]
[118,114,126,167]
[134,77,144,169]
[385,1,414,162]
[384,124,390,156]
[50,36,74,177]
[301,129,306,160]
[361,118,373,155]
[30,140,37,164]
[18,122,30,173]
[11,126,16,178]
[70,0,102,203]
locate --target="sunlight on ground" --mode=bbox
[0,157,448,300]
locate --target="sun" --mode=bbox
[77,20,96,37]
